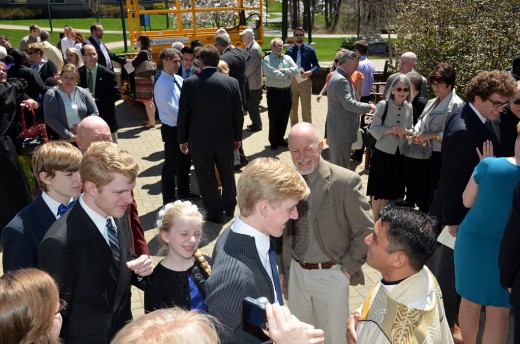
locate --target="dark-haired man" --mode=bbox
[177,45,243,223]
[87,23,126,71]
[177,46,199,79]
[348,206,452,343]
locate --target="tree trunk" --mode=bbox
[291,0,299,29]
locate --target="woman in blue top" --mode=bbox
[455,123,520,344]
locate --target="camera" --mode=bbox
[243,296,269,330]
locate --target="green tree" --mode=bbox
[395,0,520,98]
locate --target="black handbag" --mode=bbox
[403,136,433,159]
[363,101,388,149]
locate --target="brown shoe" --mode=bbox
[450,325,464,344]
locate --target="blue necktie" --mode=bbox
[106,218,120,263]
[57,200,75,216]
[184,69,190,79]
[296,47,302,68]
[268,242,284,305]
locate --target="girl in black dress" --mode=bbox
[144,201,211,313]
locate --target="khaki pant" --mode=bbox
[290,78,312,126]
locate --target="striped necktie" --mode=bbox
[296,46,302,68]
[106,218,120,263]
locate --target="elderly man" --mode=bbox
[60,25,75,57]
[155,48,199,204]
[285,27,320,126]
[326,49,375,169]
[282,122,373,344]
[383,52,428,99]
[240,28,263,132]
[347,206,452,343]
[429,70,517,343]
[78,44,121,142]
[206,157,312,343]
[178,45,243,224]
[39,142,153,343]
[263,38,300,150]
[19,24,41,52]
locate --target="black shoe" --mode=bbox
[351,154,363,162]
[234,159,250,171]
[206,213,224,224]
[394,200,415,208]
[247,125,262,133]
[270,145,278,150]
[279,139,289,147]
[179,192,201,202]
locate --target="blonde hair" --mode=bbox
[156,201,210,276]
[32,141,82,192]
[65,48,83,68]
[80,141,138,190]
[237,157,309,217]
[111,308,220,344]
[60,63,80,81]
[0,268,61,344]
[217,60,229,75]
[27,42,43,56]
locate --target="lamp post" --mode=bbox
[45,0,53,32]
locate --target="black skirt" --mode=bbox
[367,147,406,200]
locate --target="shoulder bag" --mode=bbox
[17,100,48,155]
[402,110,434,160]
[135,51,157,77]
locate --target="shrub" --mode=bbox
[153,3,166,10]
[340,36,356,50]
[0,7,42,19]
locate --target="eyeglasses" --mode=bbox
[294,34,304,37]
[395,87,410,93]
[512,98,520,105]
[488,98,509,109]
[431,82,446,88]
[272,44,283,48]
[55,299,68,315]
[83,53,97,57]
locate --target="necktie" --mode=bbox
[173,78,181,91]
[268,241,284,305]
[106,218,120,263]
[184,69,190,79]
[57,200,76,216]
[296,47,302,68]
[87,70,94,94]
[293,199,309,258]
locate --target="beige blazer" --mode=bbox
[281,159,374,286]
[245,40,263,91]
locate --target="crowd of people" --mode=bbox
[1,20,520,344]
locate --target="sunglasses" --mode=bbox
[512,98,520,105]
[294,34,304,37]
[395,87,410,93]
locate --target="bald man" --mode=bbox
[76,116,149,256]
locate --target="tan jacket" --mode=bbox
[281,159,374,286]
[245,40,263,90]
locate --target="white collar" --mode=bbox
[41,191,73,219]
[469,102,487,124]
[231,215,271,256]
[79,194,116,235]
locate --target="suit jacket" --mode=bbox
[220,47,248,108]
[7,64,47,101]
[2,196,55,272]
[492,107,519,158]
[38,202,136,343]
[244,40,263,91]
[281,159,373,286]
[87,36,126,70]
[430,103,497,226]
[500,180,520,308]
[326,67,371,144]
[177,67,243,155]
[176,65,200,79]
[78,64,121,132]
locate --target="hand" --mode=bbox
[126,254,153,277]
[415,132,431,145]
[347,313,360,344]
[316,94,322,102]
[179,143,189,155]
[476,140,494,160]
[125,58,132,64]
[264,303,325,344]
[24,98,39,109]
[448,225,459,237]
[301,70,312,79]
[233,141,241,150]
[368,103,376,113]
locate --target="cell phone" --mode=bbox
[243,296,269,330]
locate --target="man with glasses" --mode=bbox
[429,70,517,343]
[87,23,126,71]
[78,44,121,143]
[326,49,375,169]
[263,38,300,150]
[285,27,320,126]
[383,52,428,99]
[177,46,199,79]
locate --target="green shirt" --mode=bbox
[262,53,299,88]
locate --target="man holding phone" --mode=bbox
[206,157,312,343]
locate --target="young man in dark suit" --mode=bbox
[87,23,126,71]
[176,46,200,79]
[79,44,121,143]
[429,70,517,342]
[178,45,243,224]
[2,141,82,272]
[38,142,153,343]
